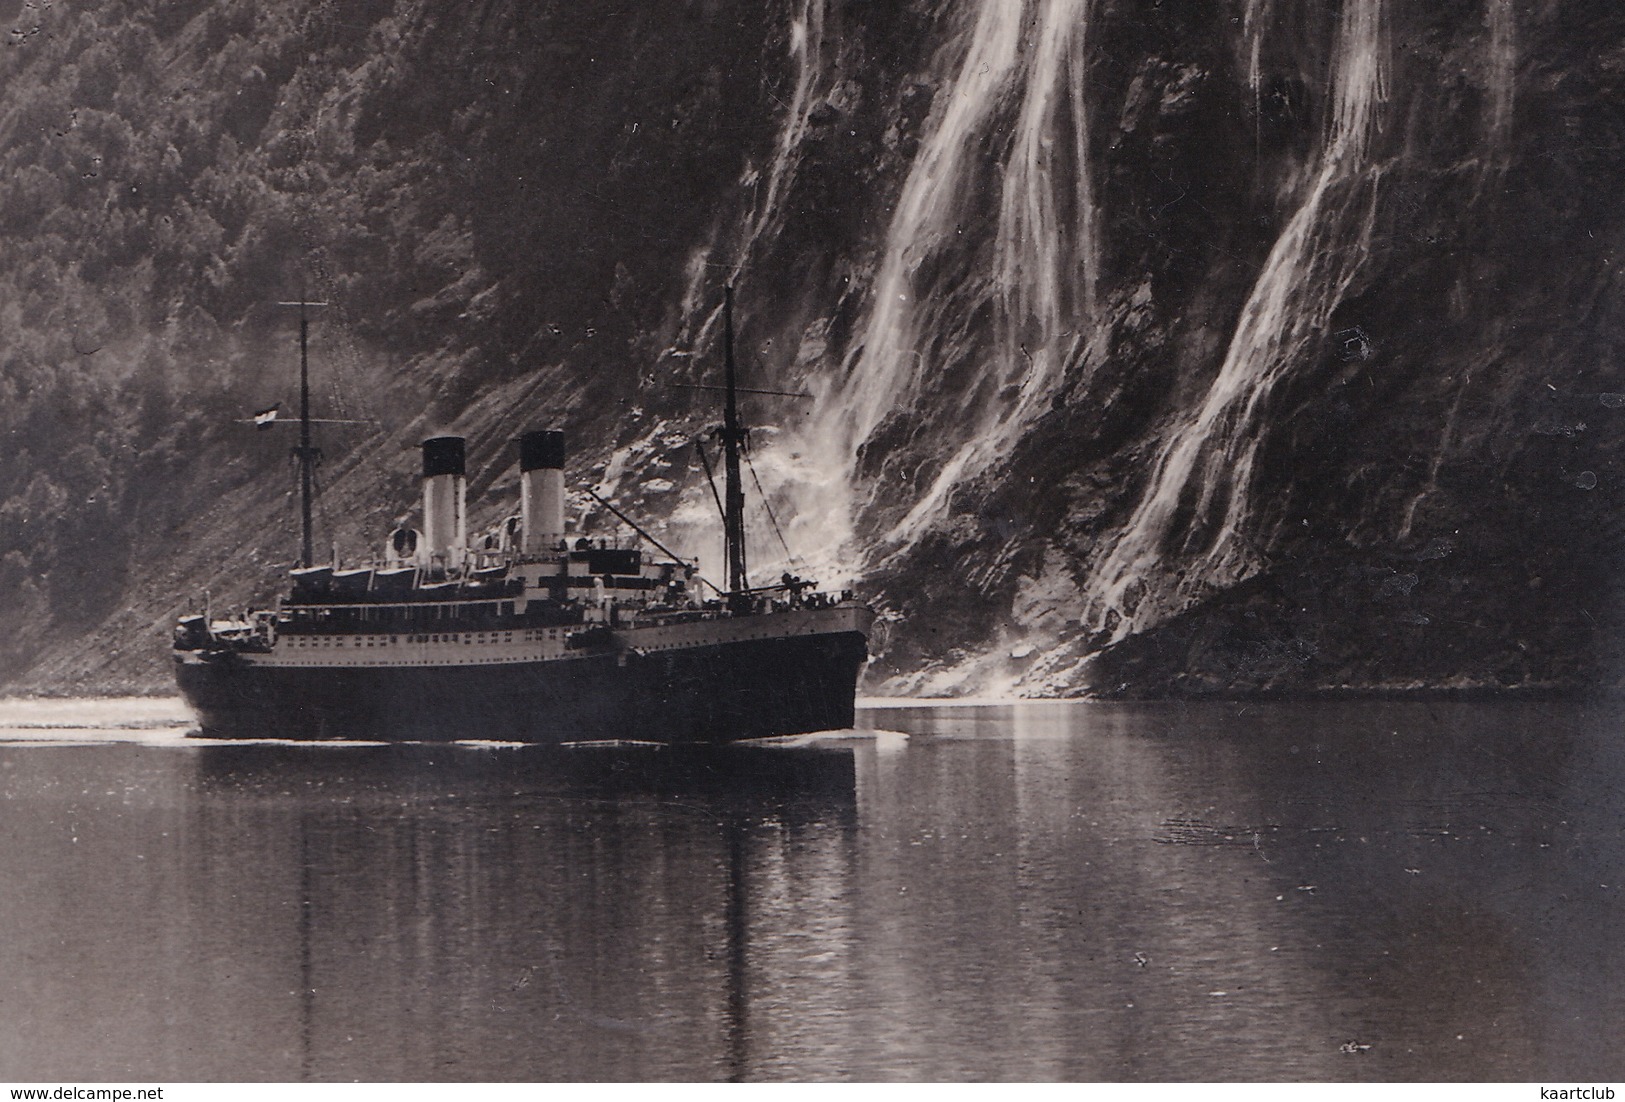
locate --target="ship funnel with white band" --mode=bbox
[519,430,566,554]
[420,436,467,562]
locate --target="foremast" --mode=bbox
[277,298,327,567]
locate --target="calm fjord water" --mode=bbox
[1,698,1621,1081]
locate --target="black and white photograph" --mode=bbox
[1,0,1622,1087]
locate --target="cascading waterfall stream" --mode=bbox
[884,0,1099,552]
[743,0,827,267]
[1085,0,1389,639]
[1241,0,1274,96]
[677,0,827,326]
[792,0,1024,572]
[996,0,1099,333]
[1485,0,1515,148]
[768,0,1100,581]
[658,0,830,581]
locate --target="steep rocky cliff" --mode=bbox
[2,0,1622,697]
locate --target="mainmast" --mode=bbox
[277,298,327,567]
[720,286,749,600]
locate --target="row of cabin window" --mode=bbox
[290,603,518,623]
[288,628,569,647]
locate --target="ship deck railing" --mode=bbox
[274,597,729,633]
[269,593,847,635]
[290,536,692,579]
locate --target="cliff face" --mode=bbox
[1,0,1622,696]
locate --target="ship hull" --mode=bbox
[176,627,869,744]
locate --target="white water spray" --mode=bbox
[1085,0,1389,638]
[659,2,830,583]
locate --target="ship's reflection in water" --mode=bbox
[1,702,1622,1080]
[188,741,861,1083]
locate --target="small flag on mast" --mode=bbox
[252,405,280,429]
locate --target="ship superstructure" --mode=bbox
[173,294,873,742]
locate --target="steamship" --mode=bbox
[173,294,874,743]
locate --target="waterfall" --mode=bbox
[881,0,1099,553]
[679,0,828,325]
[662,1,830,579]
[775,0,1099,577]
[1485,0,1515,146]
[1085,0,1389,638]
[815,0,1025,471]
[1241,0,1274,96]
[996,0,1098,333]
[743,0,828,261]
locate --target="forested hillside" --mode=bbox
[0,0,809,689]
